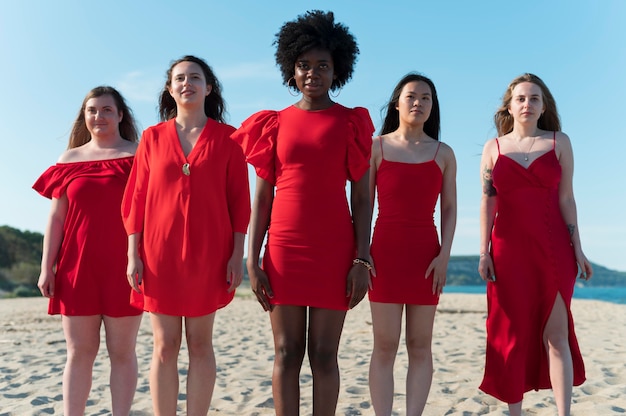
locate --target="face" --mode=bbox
[168,61,211,106]
[508,81,545,123]
[396,81,433,126]
[293,48,336,99]
[84,94,122,137]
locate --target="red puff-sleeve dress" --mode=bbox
[122,118,250,317]
[32,157,142,317]
[232,104,374,310]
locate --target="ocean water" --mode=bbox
[444,285,626,305]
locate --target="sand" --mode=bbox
[1,291,625,415]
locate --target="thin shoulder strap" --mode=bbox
[495,137,501,154]
[379,136,384,158]
[553,131,556,149]
[433,142,442,160]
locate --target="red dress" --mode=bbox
[33,157,142,317]
[232,104,373,310]
[480,135,585,403]
[122,118,250,317]
[369,140,442,305]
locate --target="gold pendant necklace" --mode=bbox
[182,163,190,176]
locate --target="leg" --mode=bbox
[184,313,217,416]
[150,313,183,416]
[61,315,102,416]
[543,293,573,416]
[308,307,347,416]
[508,401,523,416]
[269,305,307,416]
[405,305,437,416]
[103,314,142,416]
[368,302,403,416]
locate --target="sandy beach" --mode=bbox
[1,290,624,415]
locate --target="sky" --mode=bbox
[1,0,625,271]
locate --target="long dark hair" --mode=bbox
[158,55,227,123]
[379,73,440,140]
[68,86,138,149]
[494,73,560,136]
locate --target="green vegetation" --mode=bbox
[1,225,625,298]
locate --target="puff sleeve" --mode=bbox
[231,110,278,185]
[346,107,375,182]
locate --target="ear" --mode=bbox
[206,84,212,96]
[118,111,123,122]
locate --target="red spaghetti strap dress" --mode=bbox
[33,157,142,317]
[232,104,374,310]
[480,134,585,403]
[369,139,443,305]
[122,118,250,317]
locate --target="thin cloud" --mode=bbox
[116,71,163,103]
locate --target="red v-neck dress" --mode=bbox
[369,139,443,305]
[480,135,585,403]
[33,157,142,317]
[232,104,374,310]
[122,118,250,317]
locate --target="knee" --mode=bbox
[308,344,338,372]
[372,337,400,363]
[544,330,569,353]
[153,335,182,363]
[406,336,432,362]
[66,338,99,362]
[274,340,305,370]
[186,334,213,360]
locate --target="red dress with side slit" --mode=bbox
[479,134,585,403]
[33,157,142,317]
[122,118,250,317]
[232,104,374,310]
[369,138,443,305]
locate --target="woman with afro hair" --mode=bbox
[232,10,375,415]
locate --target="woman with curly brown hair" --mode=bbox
[232,10,374,415]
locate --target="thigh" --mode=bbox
[308,308,347,351]
[405,305,437,347]
[269,305,307,349]
[102,315,142,353]
[150,313,183,346]
[184,313,216,347]
[62,315,102,351]
[544,292,568,341]
[370,302,404,345]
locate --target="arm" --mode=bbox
[347,170,372,309]
[247,176,275,311]
[226,232,245,292]
[425,144,457,294]
[38,195,68,297]
[126,232,143,293]
[557,133,593,280]
[478,140,498,282]
[367,137,381,277]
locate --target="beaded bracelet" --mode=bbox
[352,258,373,271]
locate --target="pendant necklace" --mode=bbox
[182,163,191,176]
[513,137,537,162]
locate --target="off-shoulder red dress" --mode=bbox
[232,104,374,310]
[33,157,142,317]
[369,139,443,305]
[122,118,250,317]
[479,135,585,403]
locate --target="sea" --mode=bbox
[445,285,626,305]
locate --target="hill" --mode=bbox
[1,225,625,298]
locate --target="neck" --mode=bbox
[90,134,125,149]
[295,94,334,111]
[396,124,429,144]
[511,122,540,140]
[175,108,208,129]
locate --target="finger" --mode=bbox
[369,262,377,277]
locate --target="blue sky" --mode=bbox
[1,1,625,271]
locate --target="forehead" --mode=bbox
[401,80,432,95]
[296,47,333,62]
[512,81,542,96]
[85,94,117,108]
[172,61,205,76]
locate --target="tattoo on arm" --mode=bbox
[567,224,576,237]
[482,167,497,197]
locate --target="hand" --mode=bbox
[226,255,244,293]
[425,255,447,295]
[126,253,144,293]
[346,262,370,309]
[575,250,593,281]
[37,270,55,298]
[249,264,274,311]
[478,253,496,282]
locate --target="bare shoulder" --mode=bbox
[57,147,83,163]
[371,135,383,160]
